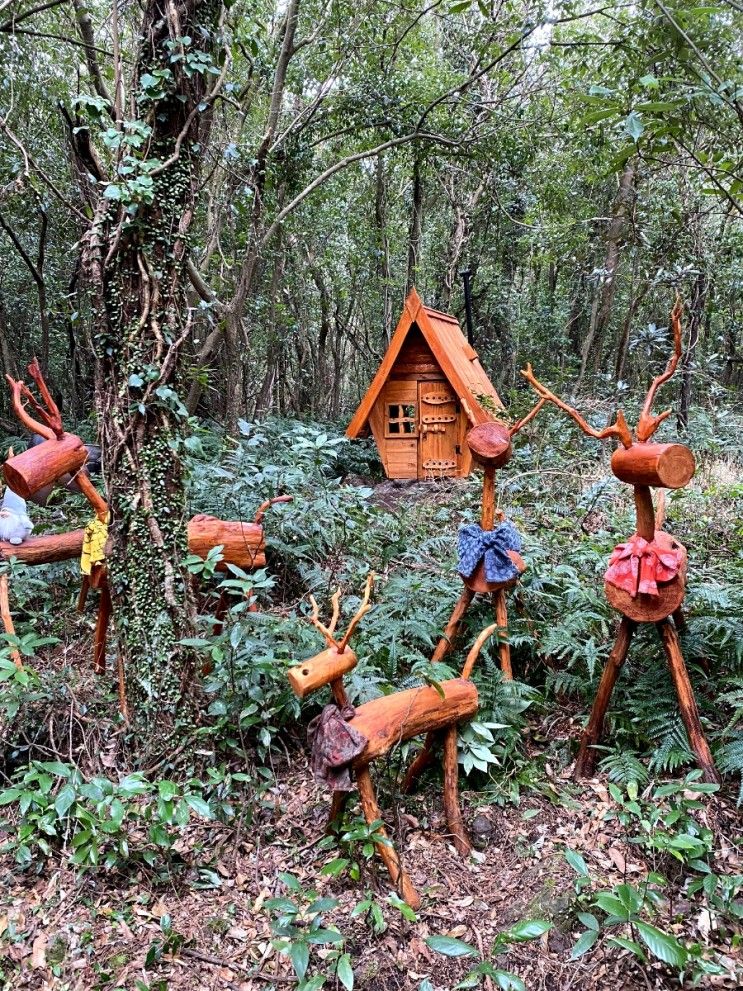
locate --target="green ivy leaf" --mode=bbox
[54,784,76,817]
[185,794,212,819]
[606,935,646,961]
[564,847,589,877]
[288,940,309,980]
[624,111,644,141]
[503,920,551,942]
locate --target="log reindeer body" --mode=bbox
[288,576,499,909]
[397,402,548,803]
[522,300,720,784]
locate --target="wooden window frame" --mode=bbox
[385,402,418,438]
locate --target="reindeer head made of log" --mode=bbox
[287,574,374,704]
[521,300,693,510]
[4,359,108,522]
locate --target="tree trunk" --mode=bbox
[578,160,637,383]
[375,155,393,342]
[223,310,244,434]
[0,296,19,384]
[406,154,423,293]
[678,270,707,430]
[79,0,224,756]
[614,251,645,384]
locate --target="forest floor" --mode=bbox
[2,731,742,991]
[2,422,742,991]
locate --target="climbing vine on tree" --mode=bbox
[73,0,227,754]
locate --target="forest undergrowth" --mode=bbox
[1,400,742,991]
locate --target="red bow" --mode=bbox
[604,535,683,598]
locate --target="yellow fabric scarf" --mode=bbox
[81,516,109,576]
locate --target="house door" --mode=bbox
[418,381,459,477]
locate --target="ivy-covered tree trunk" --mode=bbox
[80,1,225,754]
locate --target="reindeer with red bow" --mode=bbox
[522,300,720,784]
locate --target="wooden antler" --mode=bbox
[5,359,64,440]
[5,375,55,440]
[337,573,374,652]
[520,363,633,449]
[635,297,683,442]
[252,494,293,525]
[327,590,341,637]
[508,397,547,437]
[309,593,340,649]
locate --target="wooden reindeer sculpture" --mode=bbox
[428,408,545,677]
[0,359,291,704]
[398,407,547,797]
[522,300,720,784]
[287,575,499,909]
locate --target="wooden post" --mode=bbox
[672,607,686,632]
[355,766,421,909]
[575,617,636,778]
[431,587,475,662]
[656,619,720,784]
[481,465,496,530]
[492,589,512,680]
[325,791,350,835]
[634,485,655,541]
[77,574,90,612]
[94,582,112,675]
[0,574,22,669]
[401,731,438,794]
[442,725,470,856]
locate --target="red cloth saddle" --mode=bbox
[604,535,683,598]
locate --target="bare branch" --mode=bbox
[520,363,634,448]
[0,208,42,284]
[0,0,67,33]
[71,0,113,112]
[258,132,460,253]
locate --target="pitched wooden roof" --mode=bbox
[346,288,503,438]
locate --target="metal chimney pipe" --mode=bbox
[460,269,474,346]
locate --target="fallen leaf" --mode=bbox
[608,847,626,872]
[31,934,47,969]
[151,900,169,918]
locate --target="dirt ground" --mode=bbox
[2,749,742,991]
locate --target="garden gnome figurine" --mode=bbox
[0,485,34,544]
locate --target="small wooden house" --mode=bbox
[346,289,504,479]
